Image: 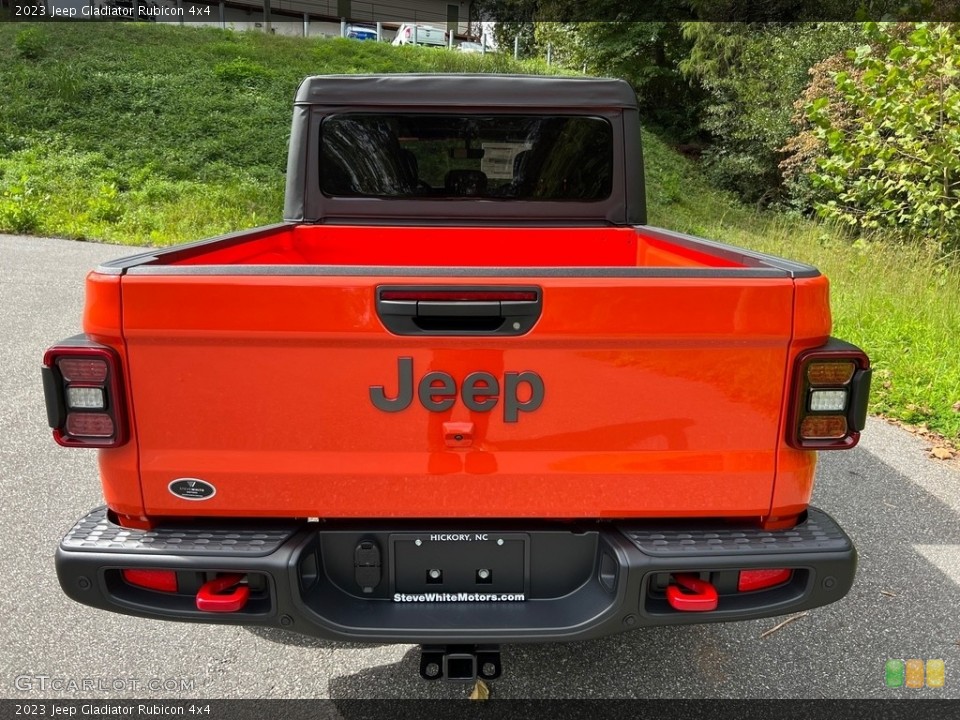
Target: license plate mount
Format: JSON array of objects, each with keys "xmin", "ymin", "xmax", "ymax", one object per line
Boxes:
[{"xmin": 390, "ymin": 532, "xmax": 529, "ymax": 594}]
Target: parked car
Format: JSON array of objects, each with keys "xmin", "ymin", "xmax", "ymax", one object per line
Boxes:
[
  {"xmin": 392, "ymin": 23, "xmax": 447, "ymax": 47},
  {"xmin": 458, "ymin": 41, "xmax": 484, "ymax": 53},
  {"xmin": 345, "ymin": 24, "xmax": 377, "ymax": 41}
]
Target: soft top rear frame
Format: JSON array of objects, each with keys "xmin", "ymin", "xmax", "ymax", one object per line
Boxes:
[{"xmin": 284, "ymin": 74, "xmax": 647, "ymax": 226}]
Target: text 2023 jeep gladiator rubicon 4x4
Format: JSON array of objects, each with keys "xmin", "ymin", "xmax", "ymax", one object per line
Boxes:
[{"xmin": 45, "ymin": 75, "xmax": 870, "ymax": 683}]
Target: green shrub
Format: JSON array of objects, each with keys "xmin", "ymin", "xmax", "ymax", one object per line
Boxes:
[
  {"xmin": 14, "ymin": 28, "xmax": 45, "ymax": 60},
  {"xmin": 808, "ymin": 23, "xmax": 960, "ymax": 249},
  {"xmin": 0, "ymin": 177, "xmax": 44, "ymax": 234}
]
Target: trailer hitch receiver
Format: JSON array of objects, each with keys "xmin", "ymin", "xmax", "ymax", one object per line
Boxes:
[{"xmin": 419, "ymin": 645, "xmax": 501, "ymax": 682}]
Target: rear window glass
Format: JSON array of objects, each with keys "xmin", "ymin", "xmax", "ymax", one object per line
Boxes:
[{"xmin": 319, "ymin": 113, "xmax": 613, "ymax": 201}]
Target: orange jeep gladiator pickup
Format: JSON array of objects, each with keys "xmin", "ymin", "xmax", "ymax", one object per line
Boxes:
[{"xmin": 45, "ymin": 75, "xmax": 870, "ymax": 683}]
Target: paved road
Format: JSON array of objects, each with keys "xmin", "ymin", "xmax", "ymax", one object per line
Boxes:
[{"xmin": 1, "ymin": 233, "xmax": 957, "ymax": 700}]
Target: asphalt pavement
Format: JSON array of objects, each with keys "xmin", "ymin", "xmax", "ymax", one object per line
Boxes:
[{"xmin": 1, "ymin": 233, "xmax": 957, "ymax": 700}]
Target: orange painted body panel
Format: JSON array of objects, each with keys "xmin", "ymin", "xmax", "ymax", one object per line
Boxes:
[
  {"xmin": 81, "ymin": 273, "xmax": 143, "ymax": 517},
  {"xmin": 769, "ymin": 275, "xmax": 833, "ymax": 519},
  {"xmin": 82, "ymin": 224, "xmax": 832, "ymax": 521},
  {"xmin": 113, "ymin": 242, "xmax": 805, "ymax": 520}
]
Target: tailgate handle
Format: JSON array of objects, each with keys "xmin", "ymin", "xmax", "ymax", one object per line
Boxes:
[{"xmin": 377, "ymin": 286, "xmax": 541, "ymax": 336}]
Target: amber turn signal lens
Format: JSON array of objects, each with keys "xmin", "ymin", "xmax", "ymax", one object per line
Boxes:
[
  {"xmin": 806, "ymin": 361, "xmax": 855, "ymax": 386},
  {"xmin": 800, "ymin": 415, "xmax": 847, "ymax": 439}
]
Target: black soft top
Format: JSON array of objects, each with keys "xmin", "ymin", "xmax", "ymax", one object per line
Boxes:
[
  {"xmin": 294, "ymin": 74, "xmax": 639, "ymax": 109},
  {"xmin": 285, "ymin": 74, "xmax": 646, "ymax": 225}
]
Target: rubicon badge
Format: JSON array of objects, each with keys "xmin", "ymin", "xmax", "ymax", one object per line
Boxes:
[{"xmin": 168, "ymin": 478, "xmax": 216, "ymax": 501}]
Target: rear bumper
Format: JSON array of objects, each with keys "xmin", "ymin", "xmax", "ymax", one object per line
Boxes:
[{"xmin": 56, "ymin": 507, "xmax": 856, "ymax": 644}]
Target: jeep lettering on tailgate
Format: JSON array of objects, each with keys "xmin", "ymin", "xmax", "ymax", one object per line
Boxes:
[{"xmin": 369, "ymin": 357, "xmax": 544, "ymax": 422}]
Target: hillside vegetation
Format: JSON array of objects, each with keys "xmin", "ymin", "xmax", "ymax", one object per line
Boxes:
[
  {"xmin": 0, "ymin": 21, "xmax": 958, "ymax": 443},
  {"xmin": 0, "ymin": 21, "xmax": 557, "ymax": 244}
]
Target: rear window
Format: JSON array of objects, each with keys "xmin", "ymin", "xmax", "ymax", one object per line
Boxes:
[{"xmin": 319, "ymin": 113, "xmax": 613, "ymax": 201}]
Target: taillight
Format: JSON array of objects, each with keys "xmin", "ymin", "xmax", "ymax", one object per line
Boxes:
[
  {"xmin": 788, "ymin": 338, "xmax": 871, "ymax": 450},
  {"xmin": 42, "ymin": 338, "xmax": 128, "ymax": 448}
]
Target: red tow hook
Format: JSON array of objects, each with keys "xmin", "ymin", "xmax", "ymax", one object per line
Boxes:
[
  {"xmin": 666, "ymin": 573, "xmax": 718, "ymax": 612},
  {"xmin": 196, "ymin": 573, "xmax": 249, "ymax": 613}
]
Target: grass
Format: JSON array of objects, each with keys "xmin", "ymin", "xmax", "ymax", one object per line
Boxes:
[
  {"xmin": 1, "ymin": 20, "xmax": 958, "ymax": 442},
  {"xmin": 0, "ymin": 21, "xmax": 558, "ymax": 245}
]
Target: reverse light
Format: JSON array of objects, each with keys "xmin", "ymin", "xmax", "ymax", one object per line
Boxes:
[
  {"xmin": 42, "ymin": 339, "xmax": 128, "ymax": 448},
  {"xmin": 788, "ymin": 339, "xmax": 871, "ymax": 450},
  {"xmin": 808, "ymin": 389, "xmax": 848, "ymax": 413},
  {"xmin": 66, "ymin": 386, "xmax": 105, "ymax": 409}
]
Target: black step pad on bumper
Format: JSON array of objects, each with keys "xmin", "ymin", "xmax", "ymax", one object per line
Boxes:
[
  {"xmin": 56, "ymin": 507, "xmax": 856, "ymax": 644},
  {"xmin": 61, "ymin": 506, "xmax": 300, "ymax": 556},
  {"xmin": 621, "ymin": 508, "xmax": 850, "ymax": 556}
]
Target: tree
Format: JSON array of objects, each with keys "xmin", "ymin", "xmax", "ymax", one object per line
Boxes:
[
  {"xmin": 680, "ymin": 22, "xmax": 862, "ymax": 204},
  {"xmin": 532, "ymin": 22, "xmax": 705, "ymax": 138}
]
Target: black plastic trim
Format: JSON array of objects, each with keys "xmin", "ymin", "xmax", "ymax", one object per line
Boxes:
[
  {"xmin": 95, "ymin": 223, "xmax": 293, "ymax": 275},
  {"xmin": 121, "ymin": 264, "xmax": 792, "ymax": 279},
  {"xmin": 41, "ymin": 365, "xmax": 65, "ymax": 429},
  {"xmin": 640, "ymin": 226, "xmax": 821, "ymax": 278},
  {"xmin": 375, "ymin": 285, "xmax": 542, "ymax": 336},
  {"xmin": 61, "ymin": 507, "xmax": 300, "ymax": 557},
  {"xmin": 849, "ymin": 368, "xmax": 872, "ymax": 432},
  {"xmin": 56, "ymin": 507, "xmax": 857, "ymax": 644}
]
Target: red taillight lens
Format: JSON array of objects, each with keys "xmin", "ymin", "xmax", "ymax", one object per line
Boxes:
[
  {"xmin": 788, "ymin": 339, "xmax": 871, "ymax": 450},
  {"xmin": 42, "ymin": 341, "xmax": 128, "ymax": 448},
  {"xmin": 65, "ymin": 413, "xmax": 115, "ymax": 437},
  {"xmin": 58, "ymin": 357, "xmax": 108, "ymax": 383},
  {"xmin": 122, "ymin": 569, "xmax": 178, "ymax": 593},
  {"xmin": 738, "ymin": 568, "xmax": 792, "ymax": 592}
]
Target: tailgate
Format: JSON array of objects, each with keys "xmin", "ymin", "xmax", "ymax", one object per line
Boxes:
[{"xmin": 120, "ymin": 274, "xmax": 795, "ymax": 518}]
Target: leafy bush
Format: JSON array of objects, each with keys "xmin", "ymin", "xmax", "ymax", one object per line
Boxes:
[
  {"xmin": 807, "ymin": 23, "xmax": 960, "ymax": 249},
  {"xmin": 0, "ymin": 177, "xmax": 45, "ymax": 234},
  {"xmin": 14, "ymin": 28, "xmax": 45, "ymax": 60}
]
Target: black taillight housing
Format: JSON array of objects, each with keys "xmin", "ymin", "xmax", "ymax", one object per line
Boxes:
[
  {"xmin": 788, "ymin": 338, "xmax": 871, "ymax": 450},
  {"xmin": 42, "ymin": 336, "xmax": 128, "ymax": 448}
]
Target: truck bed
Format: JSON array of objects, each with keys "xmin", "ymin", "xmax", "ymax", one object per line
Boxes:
[
  {"xmin": 123, "ymin": 224, "xmax": 791, "ymax": 270},
  {"xmin": 87, "ymin": 223, "xmax": 828, "ymax": 522}
]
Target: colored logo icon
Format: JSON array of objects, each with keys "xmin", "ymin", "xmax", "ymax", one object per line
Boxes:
[
  {"xmin": 885, "ymin": 659, "xmax": 905, "ymax": 688},
  {"xmin": 905, "ymin": 659, "xmax": 925, "ymax": 688},
  {"xmin": 886, "ymin": 658, "xmax": 945, "ymax": 689},
  {"xmin": 927, "ymin": 659, "xmax": 945, "ymax": 688}
]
